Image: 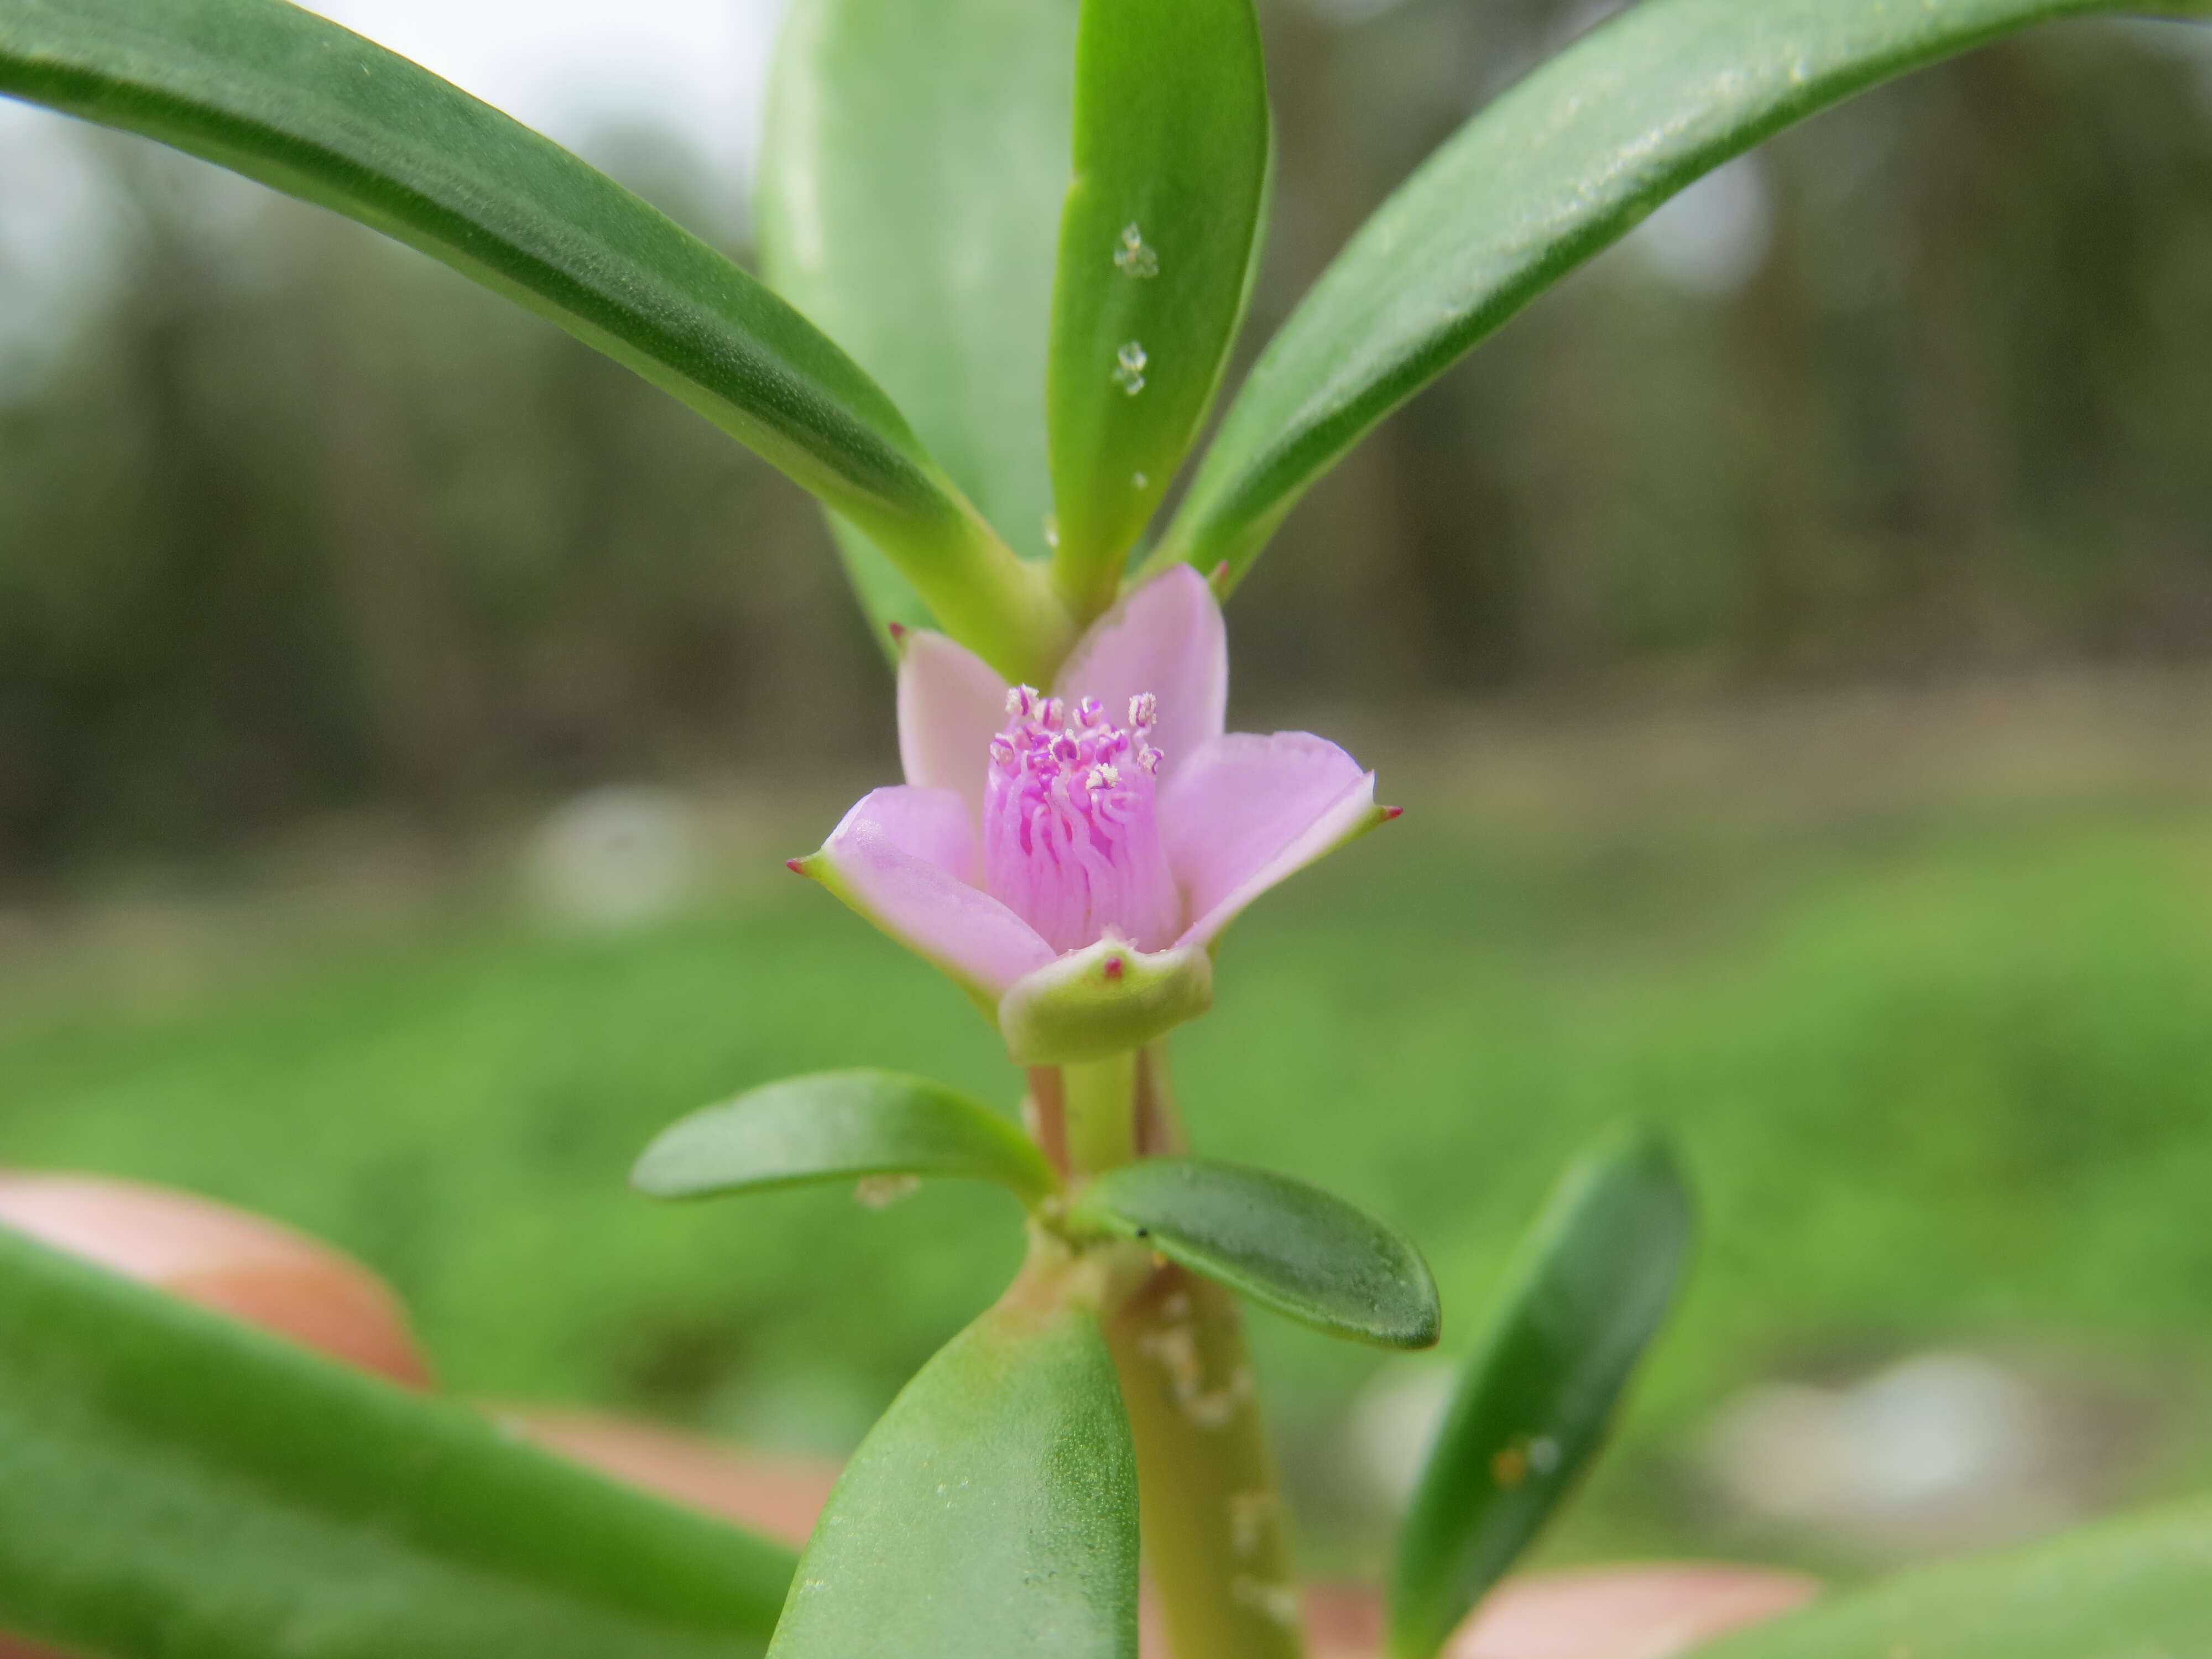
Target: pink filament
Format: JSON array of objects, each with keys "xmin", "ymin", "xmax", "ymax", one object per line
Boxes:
[{"xmin": 982, "ymin": 688, "xmax": 1181, "ymax": 954}]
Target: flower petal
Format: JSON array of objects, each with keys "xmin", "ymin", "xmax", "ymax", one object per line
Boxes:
[
  {"xmin": 798, "ymin": 786, "xmax": 1055, "ymax": 1002},
  {"xmin": 1161, "ymin": 732, "xmax": 1394, "ymax": 950},
  {"xmin": 896, "ymin": 630, "xmax": 1008, "ymax": 825},
  {"xmin": 1055, "ymin": 565, "xmax": 1226, "ymax": 782}
]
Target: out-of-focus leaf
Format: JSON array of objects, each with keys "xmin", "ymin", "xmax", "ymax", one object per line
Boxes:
[
  {"xmin": 1045, "ymin": 0, "xmax": 1270, "ymax": 614},
  {"xmin": 1150, "ymin": 0, "xmax": 2212, "ymax": 591},
  {"xmin": 633, "ymin": 1068, "xmax": 1056, "ymax": 1206},
  {"xmin": 1070, "ymin": 1157, "xmax": 1438, "ymax": 1349},
  {"xmin": 1389, "ymin": 1125, "xmax": 1692, "ymax": 1659},
  {"xmin": 767, "ymin": 1296, "xmax": 1137, "ymax": 1659},
  {"xmin": 1690, "ymin": 1497, "xmax": 2212, "ymax": 1658},
  {"xmin": 0, "ymin": 1224, "xmax": 794, "ymax": 1659},
  {"xmin": 0, "ymin": 0, "xmax": 1071, "ymax": 682},
  {"xmin": 757, "ymin": 0, "xmax": 1079, "ymax": 648}
]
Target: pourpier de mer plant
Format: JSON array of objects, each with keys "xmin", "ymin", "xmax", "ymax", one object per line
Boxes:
[{"xmin": 2, "ymin": 1, "xmax": 2210, "ymax": 1657}]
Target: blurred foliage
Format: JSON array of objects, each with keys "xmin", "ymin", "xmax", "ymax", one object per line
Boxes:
[{"xmin": 3, "ymin": 7, "xmax": 2212, "ymax": 874}]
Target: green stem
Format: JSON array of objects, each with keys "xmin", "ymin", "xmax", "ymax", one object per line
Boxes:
[
  {"xmin": 1102, "ymin": 1046, "xmax": 1305, "ymax": 1659},
  {"xmin": 1105, "ymin": 1270, "xmax": 1304, "ymax": 1659},
  {"xmin": 1062, "ymin": 1051, "xmax": 1139, "ymax": 1177}
]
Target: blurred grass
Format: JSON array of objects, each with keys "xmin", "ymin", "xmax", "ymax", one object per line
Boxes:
[{"xmin": 4, "ymin": 781, "xmax": 2212, "ymax": 1574}]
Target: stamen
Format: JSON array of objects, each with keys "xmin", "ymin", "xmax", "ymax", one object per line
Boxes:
[{"xmin": 982, "ymin": 686, "xmax": 1180, "ymax": 953}]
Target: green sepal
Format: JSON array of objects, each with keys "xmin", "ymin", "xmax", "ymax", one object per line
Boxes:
[
  {"xmin": 1069, "ymin": 1156, "xmax": 1439, "ymax": 1350},
  {"xmin": 767, "ymin": 1294, "xmax": 1138, "ymax": 1659},
  {"xmin": 998, "ymin": 937, "xmax": 1214, "ymax": 1065},
  {"xmin": 0, "ymin": 1223, "xmax": 794, "ymax": 1659},
  {"xmin": 633, "ymin": 1069, "xmax": 1057, "ymax": 1207},
  {"xmin": 1389, "ymin": 1124, "xmax": 1692, "ymax": 1659}
]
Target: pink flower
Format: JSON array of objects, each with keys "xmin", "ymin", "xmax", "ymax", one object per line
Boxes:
[{"xmin": 790, "ymin": 567, "xmax": 1395, "ymax": 1062}]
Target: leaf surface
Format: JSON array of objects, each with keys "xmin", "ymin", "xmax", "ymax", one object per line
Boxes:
[
  {"xmin": 1691, "ymin": 1497, "xmax": 2212, "ymax": 1658},
  {"xmin": 755, "ymin": 0, "xmax": 1079, "ymax": 641},
  {"xmin": 768, "ymin": 1297, "xmax": 1138, "ymax": 1659},
  {"xmin": 0, "ymin": 1224, "xmax": 794, "ymax": 1659},
  {"xmin": 1071, "ymin": 1157, "xmax": 1438, "ymax": 1349},
  {"xmin": 1045, "ymin": 0, "xmax": 1270, "ymax": 613},
  {"xmin": 634, "ymin": 1069, "xmax": 1056, "ymax": 1205},
  {"xmin": 1153, "ymin": 0, "xmax": 2212, "ymax": 589},
  {"xmin": 0, "ymin": 0, "xmax": 1069, "ymax": 680},
  {"xmin": 1389, "ymin": 1125, "xmax": 1692, "ymax": 1659}
]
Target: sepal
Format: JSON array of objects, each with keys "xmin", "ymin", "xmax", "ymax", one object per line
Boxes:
[{"xmin": 997, "ymin": 937, "xmax": 1214, "ymax": 1065}]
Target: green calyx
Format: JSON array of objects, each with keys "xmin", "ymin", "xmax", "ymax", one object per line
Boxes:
[{"xmin": 998, "ymin": 938, "xmax": 1214, "ymax": 1066}]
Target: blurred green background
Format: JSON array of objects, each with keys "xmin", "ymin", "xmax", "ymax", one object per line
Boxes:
[{"xmin": 5, "ymin": 0, "xmax": 2212, "ymax": 1588}]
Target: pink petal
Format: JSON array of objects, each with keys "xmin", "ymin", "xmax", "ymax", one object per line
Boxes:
[
  {"xmin": 1161, "ymin": 732, "xmax": 1386, "ymax": 950},
  {"xmin": 806, "ymin": 786, "xmax": 1055, "ymax": 1000},
  {"xmin": 1055, "ymin": 565, "xmax": 1226, "ymax": 783},
  {"xmin": 896, "ymin": 631, "xmax": 1009, "ymax": 825}
]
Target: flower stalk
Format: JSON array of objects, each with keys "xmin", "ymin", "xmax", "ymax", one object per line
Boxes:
[{"xmin": 1063, "ymin": 1051, "xmax": 1141, "ymax": 1178}]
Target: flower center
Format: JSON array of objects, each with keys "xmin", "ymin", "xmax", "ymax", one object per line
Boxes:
[{"xmin": 983, "ymin": 687, "xmax": 1181, "ymax": 954}]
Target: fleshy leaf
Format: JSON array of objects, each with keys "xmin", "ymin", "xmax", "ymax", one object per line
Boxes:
[
  {"xmin": 1070, "ymin": 1157, "xmax": 1438, "ymax": 1349},
  {"xmin": 1691, "ymin": 1496, "xmax": 2212, "ymax": 1658},
  {"xmin": 768, "ymin": 1297, "xmax": 1138, "ymax": 1659},
  {"xmin": 1389, "ymin": 1124, "xmax": 1693, "ymax": 1659},
  {"xmin": 0, "ymin": 0, "xmax": 1069, "ymax": 682},
  {"xmin": 998, "ymin": 937, "xmax": 1215, "ymax": 1066},
  {"xmin": 757, "ymin": 0, "xmax": 1078, "ymax": 645},
  {"xmin": 633, "ymin": 1069, "xmax": 1056, "ymax": 1206},
  {"xmin": 1150, "ymin": 0, "xmax": 2212, "ymax": 591},
  {"xmin": 0, "ymin": 1223, "xmax": 794, "ymax": 1659},
  {"xmin": 1045, "ymin": 0, "xmax": 1271, "ymax": 615}
]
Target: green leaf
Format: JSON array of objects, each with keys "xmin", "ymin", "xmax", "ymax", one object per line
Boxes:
[
  {"xmin": 0, "ymin": 0, "xmax": 1072, "ymax": 683},
  {"xmin": 1045, "ymin": 0, "xmax": 1271, "ymax": 615},
  {"xmin": 756, "ymin": 0, "xmax": 1079, "ymax": 641},
  {"xmin": 768, "ymin": 1296, "xmax": 1138, "ymax": 1659},
  {"xmin": 1388, "ymin": 1124, "xmax": 1692, "ymax": 1659},
  {"xmin": 1070, "ymin": 1157, "xmax": 1439, "ymax": 1349},
  {"xmin": 0, "ymin": 1223, "xmax": 794, "ymax": 1659},
  {"xmin": 633, "ymin": 1068, "xmax": 1057, "ymax": 1206},
  {"xmin": 1690, "ymin": 1496, "xmax": 2212, "ymax": 1658},
  {"xmin": 1150, "ymin": 0, "xmax": 2212, "ymax": 591}
]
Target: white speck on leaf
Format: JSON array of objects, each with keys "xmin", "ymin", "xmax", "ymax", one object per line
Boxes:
[
  {"xmin": 1113, "ymin": 340, "xmax": 1148, "ymax": 395},
  {"xmin": 1114, "ymin": 222, "xmax": 1159, "ymax": 278},
  {"xmin": 855, "ymin": 1173, "xmax": 920, "ymax": 1208}
]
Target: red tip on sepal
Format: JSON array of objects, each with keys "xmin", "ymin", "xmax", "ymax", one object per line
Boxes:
[
  {"xmin": 887, "ymin": 621, "xmax": 907, "ymax": 644},
  {"xmin": 1103, "ymin": 956, "xmax": 1125, "ymax": 981},
  {"xmin": 1382, "ymin": 805, "xmax": 1404, "ymax": 821},
  {"xmin": 785, "ymin": 857, "xmax": 808, "ymax": 875}
]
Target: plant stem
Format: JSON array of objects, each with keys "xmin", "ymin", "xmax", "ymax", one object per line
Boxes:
[
  {"xmin": 1102, "ymin": 1046, "xmax": 1305, "ymax": 1659},
  {"xmin": 1105, "ymin": 1270, "xmax": 1304, "ymax": 1659},
  {"xmin": 1062, "ymin": 1051, "xmax": 1139, "ymax": 1177}
]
